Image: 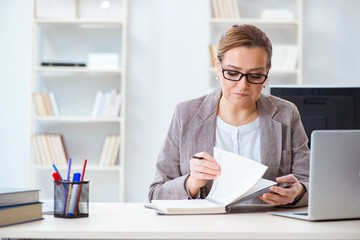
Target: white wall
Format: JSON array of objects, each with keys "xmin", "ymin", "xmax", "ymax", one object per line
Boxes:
[
  {"xmin": 0, "ymin": 0, "xmax": 359, "ymax": 202},
  {"xmin": 0, "ymin": 1, "xmax": 32, "ymax": 187},
  {"xmin": 125, "ymin": 0, "xmax": 207, "ymax": 202},
  {"xmin": 302, "ymin": 0, "xmax": 360, "ymax": 85}
]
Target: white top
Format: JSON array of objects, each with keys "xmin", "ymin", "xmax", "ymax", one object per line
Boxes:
[{"xmin": 215, "ymin": 116, "xmax": 261, "ymax": 163}]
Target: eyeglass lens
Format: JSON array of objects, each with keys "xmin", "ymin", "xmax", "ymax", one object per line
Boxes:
[{"xmin": 223, "ymin": 71, "xmax": 266, "ymax": 84}]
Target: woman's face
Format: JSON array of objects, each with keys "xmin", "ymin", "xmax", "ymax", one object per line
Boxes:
[{"xmin": 216, "ymin": 46, "xmax": 269, "ymax": 111}]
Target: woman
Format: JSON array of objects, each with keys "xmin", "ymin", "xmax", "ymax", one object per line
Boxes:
[{"xmin": 149, "ymin": 24, "xmax": 309, "ymax": 207}]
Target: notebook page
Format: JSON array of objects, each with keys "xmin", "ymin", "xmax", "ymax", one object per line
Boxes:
[{"xmin": 207, "ymin": 147, "xmax": 268, "ymax": 205}]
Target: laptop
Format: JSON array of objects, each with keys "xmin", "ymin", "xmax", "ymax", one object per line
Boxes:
[{"xmin": 269, "ymin": 130, "xmax": 360, "ymax": 221}]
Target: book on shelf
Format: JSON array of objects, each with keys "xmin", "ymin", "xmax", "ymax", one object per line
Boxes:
[
  {"xmin": 149, "ymin": 148, "xmax": 279, "ymax": 215},
  {"xmin": 38, "ymin": 134, "xmax": 50, "ymax": 165},
  {"xmin": 87, "ymin": 53, "xmax": 119, "ymax": 69},
  {"xmin": 42, "ymin": 93, "xmax": 54, "ymax": 116},
  {"xmin": 33, "ymin": 92, "xmax": 60, "ymax": 117},
  {"xmin": 92, "ymin": 89, "xmax": 122, "ymax": 118},
  {"xmin": 48, "ymin": 91, "xmax": 60, "ymax": 116},
  {"xmin": 33, "ymin": 93, "xmax": 47, "ymax": 116},
  {"xmin": 211, "ymin": 0, "xmax": 240, "ymax": 19},
  {"xmin": 41, "ymin": 62, "xmax": 86, "ymax": 67},
  {"xmin": 209, "ymin": 44, "xmax": 218, "ymax": 67},
  {"xmin": 271, "ymin": 44, "xmax": 298, "ymax": 72},
  {"xmin": 0, "ymin": 188, "xmax": 43, "ymax": 227},
  {"xmin": 99, "ymin": 135, "xmax": 121, "ymax": 166},
  {"xmin": 32, "ymin": 134, "xmax": 68, "ymax": 166},
  {"xmin": 108, "ymin": 135, "xmax": 121, "ymax": 166}
]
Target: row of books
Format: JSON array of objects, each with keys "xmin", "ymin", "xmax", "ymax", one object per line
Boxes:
[
  {"xmin": 32, "ymin": 134, "xmax": 68, "ymax": 166},
  {"xmin": 209, "ymin": 44, "xmax": 218, "ymax": 67},
  {"xmin": 211, "ymin": 0, "xmax": 240, "ymax": 19},
  {"xmin": 33, "ymin": 92, "xmax": 60, "ymax": 116},
  {"xmin": 33, "ymin": 89, "xmax": 122, "ymax": 118},
  {"xmin": 208, "ymin": 44, "xmax": 298, "ymax": 71},
  {"xmin": 92, "ymin": 89, "xmax": 122, "ymax": 118},
  {"xmin": 0, "ymin": 188, "xmax": 43, "ymax": 227},
  {"xmin": 99, "ymin": 135, "xmax": 121, "ymax": 166},
  {"xmin": 32, "ymin": 134, "xmax": 120, "ymax": 166},
  {"xmin": 271, "ymin": 45, "xmax": 298, "ymax": 71}
]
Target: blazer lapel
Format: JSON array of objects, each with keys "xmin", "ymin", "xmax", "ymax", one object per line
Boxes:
[
  {"xmin": 187, "ymin": 89, "xmax": 221, "ymax": 195},
  {"xmin": 257, "ymin": 94, "xmax": 282, "ymax": 180},
  {"xmin": 189, "ymin": 88, "xmax": 221, "ymax": 156}
]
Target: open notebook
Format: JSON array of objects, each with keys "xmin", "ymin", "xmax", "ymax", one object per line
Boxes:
[{"xmin": 150, "ymin": 148, "xmax": 278, "ymax": 215}]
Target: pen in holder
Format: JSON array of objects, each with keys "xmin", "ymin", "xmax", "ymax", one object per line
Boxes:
[{"xmin": 54, "ymin": 180, "xmax": 89, "ymax": 218}]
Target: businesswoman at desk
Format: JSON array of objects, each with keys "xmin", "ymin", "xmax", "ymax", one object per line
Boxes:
[{"xmin": 149, "ymin": 24, "xmax": 309, "ymax": 207}]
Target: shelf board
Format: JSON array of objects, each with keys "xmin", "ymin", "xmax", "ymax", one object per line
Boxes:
[
  {"xmin": 208, "ymin": 18, "xmax": 298, "ymax": 25},
  {"xmin": 34, "ymin": 18, "xmax": 123, "ymax": 25},
  {"xmin": 32, "ymin": 116, "xmax": 121, "ymax": 123},
  {"xmin": 34, "ymin": 164, "xmax": 122, "ymax": 171},
  {"xmin": 269, "ymin": 69, "xmax": 299, "ymax": 75},
  {"xmin": 35, "ymin": 66, "xmax": 122, "ymax": 74}
]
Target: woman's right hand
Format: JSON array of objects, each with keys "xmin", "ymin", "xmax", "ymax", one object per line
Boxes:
[{"xmin": 186, "ymin": 152, "xmax": 221, "ymax": 197}]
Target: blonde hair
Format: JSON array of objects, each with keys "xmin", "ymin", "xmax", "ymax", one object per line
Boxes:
[{"xmin": 217, "ymin": 24, "xmax": 272, "ymax": 69}]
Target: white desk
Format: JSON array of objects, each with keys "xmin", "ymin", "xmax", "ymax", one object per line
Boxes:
[{"xmin": 0, "ymin": 203, "xmax": 359, "ymax": 239}]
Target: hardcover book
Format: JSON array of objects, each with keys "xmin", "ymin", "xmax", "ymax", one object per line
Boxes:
[
  {"xmin": 0, "ymin": 188, "xmax": 40, "ymax": 207},
  {"xmin": 0, "ymin": 202, "xmax": 43, "ymax": 227}
]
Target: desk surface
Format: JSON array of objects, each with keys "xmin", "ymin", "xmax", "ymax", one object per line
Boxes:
[{"xmin": 0, "ymin": 203, "xmax": 359, "ymax": 239}]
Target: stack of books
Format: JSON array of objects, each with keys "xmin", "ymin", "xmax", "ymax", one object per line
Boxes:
[
  {"xmin": 271, "ymin": 44, "xmax": 298, "ymax": 71},
  {"xmin": 0, "ymin": 188, "xmax": 43, "ymax": 227},
  {"xmin": 211, "ymin": 0, "xmax": 240, "ymax": 19},
  {"xmin": 33, "ymin": 91, "xmax": 60, "ymax": 117},
  {"xmin": 92, "ymin": 89, "xmax": 122, "ymax": 118},
  {"xmin": 32, "ymin": 134, "xmax": 68, "ymax": 166},
  {"xmin": 99, "ymin": 134, "xmax": 121, "ymax": 166}
]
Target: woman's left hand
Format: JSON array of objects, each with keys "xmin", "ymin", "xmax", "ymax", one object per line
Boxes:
[{"xmin": 259, "ymin": 174, "xmax": 304, "ymax": 206}]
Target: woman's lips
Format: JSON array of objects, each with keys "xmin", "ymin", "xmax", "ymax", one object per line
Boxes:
[{"xmin": 234, "ymin": 92, "xmax": 249, "ymax": 97}]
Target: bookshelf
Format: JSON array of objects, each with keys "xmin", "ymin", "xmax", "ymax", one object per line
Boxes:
[
  {"xmin": 31, "ymin": 0, "xmax": 127, "ymax": 202},
  {"xmin": 206, "ymin": 0, "xmax": 303, "ymax": 93}
]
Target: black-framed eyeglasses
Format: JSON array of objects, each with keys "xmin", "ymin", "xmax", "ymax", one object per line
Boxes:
[{"xmin": 219, "ymin": 59, "xmax": 269, "ymax": 84}]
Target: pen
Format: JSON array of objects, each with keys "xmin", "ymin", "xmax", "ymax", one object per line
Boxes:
[
  {"xmin": 65, "ymin": 175, "xmax": 73, "ymax": 215},
  {"xmin": 63, "ymin": 158, "xmax": 72, "ymax": 214},
  {"xmin": 52, "ymin": 163, "xmax": 63, "ymax": 181},
  {"xmin": 52, "ymin": 171, "xmax": 65, "ymax": 214},
  {"xmin": 190, "ymin": 155, "xmax": 204, "ymax": 160},
  {"xmin": 52, "ymin": 171, "xmax": 62, "ymax": 185},
  {"xmin": 74, "ymin": 159, "xmax": 87, "ymax": 215},
  {"xmin": 80, "ymin": 159, "xmax": 87, "ymax": 182},
  {"xmin": 66, "ymin": 158, "xmax": 72, "ymax": 182},
  {"xmin": 67, "ymin": 173, "xmax": 81, "ymax": 216}
]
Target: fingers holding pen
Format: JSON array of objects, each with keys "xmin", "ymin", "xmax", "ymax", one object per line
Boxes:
[
  {"xmin": 189, "ymin": 152, "xmax": 221, "ymax": 179},
  {"xmin": 187, "ymin": 152, "xmax": 221, "ymax": 197}
]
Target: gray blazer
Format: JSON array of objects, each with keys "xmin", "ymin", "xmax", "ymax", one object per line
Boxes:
[{"xmin": 149, "ymin": 88, "xmax": 310, "ymax": 207}]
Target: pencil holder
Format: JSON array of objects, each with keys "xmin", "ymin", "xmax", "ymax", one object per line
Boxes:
[{"xmin": 54, "ymin": 180, "xmax": 89, "ymax": 218}]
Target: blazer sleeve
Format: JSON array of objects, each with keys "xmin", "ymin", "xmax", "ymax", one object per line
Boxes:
[
  {"xmin": 148, "ymin": 104, "xmax": 190, "ymax": 201},
  {"xmin": 288, "ymin": 104, "xmax": 310, "ymax": 207}
]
